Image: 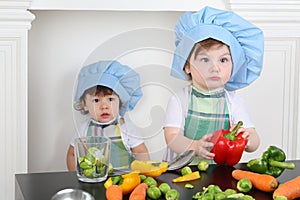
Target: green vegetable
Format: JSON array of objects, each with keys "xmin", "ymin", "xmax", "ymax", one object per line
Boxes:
[
  {"xmin": 147, "ymin": 186, "xmax": 162, "ymax": 199},
  {"xmin": 197, "ymin": 159, "xmax": 209, "ymax": 171},
  {"xmin": 247, "ymin": 146, "xmax": 295, "ymax": 177},
  {"xmin": 227, "ymin": 193, "xmax": 246, "ymax": 198},
  {"xmin": 159, "ymin": 183, "xmax": 171, "ymax": 194},
  {"xmin": 224, "ymin": 188, "xmax": 237, "ymax": 196},
  {"xmin": 237, "ymin": 178, "xmax": 252, "ymax": 193},
  {"xmin": 108, "ymin": 163, "xmax": 113, "ymax": 174},
  {"xmin": 202, "ymin": 193, "xmax": 215, "ymax": 200},
  {"xmin": 77, "ymin": 147, "xmax": 107, "ymax": 178},
  {"xmin": 83, "ymin": 166, "xmax": 96, "ymax": 177},
  {"xmin": 111, "ymin": 175, "xmax": 122, "ymax": 185},
  {"xmin": 202, "ymin": 193, "xmax": 214, "ymax": 200},
  {"xmin": 207, "ymin": 184, "xmax": 222, "ymax": 193},
  {"xmin": 181, "ymin": 166, "xmax": 192, "ymax": 176},
  {"xmin": 143, "ymin": 176, "xmax": 157, "ymax": 187},
  {"xmin": 214, "ymin": 192, "xmax": 226, "ymax": 200},
  {"xmin": 242, "ymin": 194, "xmax": 255, "ymax": 200},
  {"xmin": 165, "ymin": 189, "xmax": 180, "ymax": 200},
  {"xmin": 139, "ymin": 174, "xmax": 147, "ymax": 182},
  {"xmin": 274, "ymin": 197, "xmax": 288, "ymax": 200},
  {"xmin": 192, "ymin": 184, "xmax": 255, "ymax": 200},
  {"xmin": 185, "ymin": 183, "xmax": 194, "ymax": 189}
]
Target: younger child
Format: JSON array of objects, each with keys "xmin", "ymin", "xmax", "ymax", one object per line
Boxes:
[
  {"xmin": 66, "ymin": 60, "xmax": 150, "ymax": 171},
  {"xmin": 164, "ymin": 6, "xmax": 264, "ymax": 162}
]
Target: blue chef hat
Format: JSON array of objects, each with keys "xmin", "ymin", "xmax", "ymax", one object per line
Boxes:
[
  {"xmin": 171, "ymin": 6, "xmax": 264, "ymax": 91},
  {"xmin": 74, "ymin": 60, "xmax": 142, "ymax": 116}
]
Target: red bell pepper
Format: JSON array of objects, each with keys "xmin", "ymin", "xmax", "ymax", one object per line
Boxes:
[{"xmin": 210, "ymin": 121, "xmax": 247, "ymax": 166}]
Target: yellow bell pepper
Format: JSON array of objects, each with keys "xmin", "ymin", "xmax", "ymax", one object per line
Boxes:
[
  {"xmin": 119, "ymin": 171, "xmax": 141, "ymax": 195},
  {"xmin": 104, "ymin": 171, "xmax": 141, "ymax": 195},
  {"xmin": 130, "ymin": 160, "xmax": 168, "ymax": 177},
  {"xmin": 104, "ymin": 177, "xmax": 113, "ymax": 189},
  {"xmin": 172, "ymin": 171, "xmax": 201, "ymax": 182}
]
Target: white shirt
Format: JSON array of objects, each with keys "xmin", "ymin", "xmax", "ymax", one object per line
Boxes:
[
  {"xmin": 164, "ymin": 85, "xmax": 255, "ymax": 129},
  {"xmin": 70, "ymin": 115, "xmax": 145, "ymax": 153}
]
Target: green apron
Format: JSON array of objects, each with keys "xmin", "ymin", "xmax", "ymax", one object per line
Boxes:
[
  {"xmin": 87, "ymin": 123, "xmax": 133, "ymax": 168},
  {"xmin": 184, "ymin": 86, "xmax": 230, "ymax": 164}
]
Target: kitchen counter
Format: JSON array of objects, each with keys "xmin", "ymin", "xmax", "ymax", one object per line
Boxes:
[{"xmin": 15, "ymin": 160, "xmax": 299, "ymax": 200}]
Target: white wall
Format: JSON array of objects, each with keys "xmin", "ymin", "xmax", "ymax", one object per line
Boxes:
[
  {"xmin": 28, "ymin": 7, "xmax": 300, "ymax": 172},
  {"xmin": 28, "ymin": 10, "xmax": 185, "ymax": 172}
]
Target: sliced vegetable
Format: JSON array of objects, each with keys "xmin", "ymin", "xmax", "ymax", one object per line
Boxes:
[
  {"xmin": 130, "ymin": 160, "xmax": 168, "ymax": 177},
  {"xmin": 232, "ymin": 169, "xmax": 278, "ymax": 192},
  {"xmin": 273, "ymin": 176, "xmax": 300, "ymax": 200},
  {"xmin": 165, "ymin": 189, "xmax": 180, "ymax": 200},
  {"xmin": 106, "ymin": 185, "xmax": 123, "ymax": 200},
  {"xmin": 237, "ymin": 178, "xmax": 252, "ymax": 193},
  {"xmin": 104, "ymin": 177, "xmax": 113, "ymax": 189},
  {"xmin": 172, "ymin": 171, "xmax": 200, "ymax": 182},
  {"xmin": 129, "ymin": 182, "xmax": 148, "ymax": 200},
  {"xmin": 197, "ymin": 159, "xmax": 209, "ymax": 171},
  {"xmin": 185, "ymin": 183, "xmax": 194, "ymax": 189},
  {"xmin": 192, "ymin": 184, "xmax": 255, "ymax": 200},
  {"xmin": 112, "ymin": 175, "xmax": 122, "ymax": 185},
  {"xmin": 139, "ymin": 175, "xmax": 147, "ymax": 182},
  {"xmin": 108, "ymin": 163, "xmax": 114, "ymax": 174}
]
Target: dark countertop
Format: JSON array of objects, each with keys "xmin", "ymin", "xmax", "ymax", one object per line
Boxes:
[{"xmin": 15, "ymin": 160, "xmax": 300, "ymax": 200}]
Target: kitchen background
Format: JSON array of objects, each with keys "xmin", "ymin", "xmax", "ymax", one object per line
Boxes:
[{"xmin": 1, "ymin": 0, "xmax": 300, "ymax": 199}]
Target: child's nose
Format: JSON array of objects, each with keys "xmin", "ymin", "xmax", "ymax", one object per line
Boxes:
[
  {"xmin": 100, "ymin": 101, "xmax": 109, "ymax": 109},
  {"xmin": 211, "ymin": 62, "xmax": 220, "ymax": 72}
]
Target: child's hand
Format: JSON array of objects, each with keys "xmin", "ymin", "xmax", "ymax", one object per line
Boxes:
[
  {"xmin": 197, "ymin": 134, "xmax": 215, "ymax": 160},
  {"xmin": 230, "ymin": 124, "xmax": 251, "ymax": 151}
]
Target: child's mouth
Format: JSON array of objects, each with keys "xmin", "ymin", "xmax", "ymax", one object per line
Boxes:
[{"xmin": 101, "ymin": 113, "xmax": 110, "ymax": 118}]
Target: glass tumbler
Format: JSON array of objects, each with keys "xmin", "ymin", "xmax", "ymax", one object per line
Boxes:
[{"xmin": 75, "ymin": 136, "xmax": 111, "ymax": 183}]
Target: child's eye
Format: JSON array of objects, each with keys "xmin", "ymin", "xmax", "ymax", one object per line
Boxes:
[
  {"xmin": 200, "ymin": 57, "xmax": 209, "ymax": 63},
  {"xmin": 220, "ymin": 58, "xmax": 228, "ymax": 63},
  {"xmin": 93, "ymin": 99, "xmax": 99, "ymax": 103},
  {"xmin": 108, "ymin": 97, "xmax": 114, "ymax": 102}
]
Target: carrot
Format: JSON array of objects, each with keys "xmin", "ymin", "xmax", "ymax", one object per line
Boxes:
[
  {"xmin": 129, "ymin": 183, "xmax": 148, "ymax": 200},
  {"xmin": 232, "ymin": 169, "xmax": 278, "ymax": 192},
  {"xmin": 106, "ymin": 185, "xmax": 123, "ymax": 200},
  {"xmin": 273, "ymin": 176, "xmax": 300, "ymax": 200}
]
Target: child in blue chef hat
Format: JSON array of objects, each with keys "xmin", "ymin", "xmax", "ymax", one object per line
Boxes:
[
  {"xmin": 163, "ymin": 6, "xmax": 264, "ymax": 162},
  {"xmin": 66, "ymin": 60, "xmax": 150, "ymax": 171}
]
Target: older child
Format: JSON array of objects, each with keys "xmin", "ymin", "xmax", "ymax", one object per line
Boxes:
[
  {"xmin": 67, "ymin": 60, "xmax": 150, "ymax": 171},
  {"xmin": 164, "ymin": 6, "xmax": 264, "ymax": 162}
]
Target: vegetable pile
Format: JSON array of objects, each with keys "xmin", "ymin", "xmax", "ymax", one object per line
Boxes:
[
  {"xmin": 77, "ymin": 147, "xmax": 108, "ymax": 178},
  {"xmin": 247, "ymin": 146, "xmax": 295, "ymax": 178},
  {"xmin": 232, "ymin": 169, "xmax": 278, "ymax": 192},
  {"xmin": 192, "ymin": 184, "xmax": 255, "ymax": 200},
  {"xmin": 105, "ymin": 172, "xmax": 180, "ymax": 200}
]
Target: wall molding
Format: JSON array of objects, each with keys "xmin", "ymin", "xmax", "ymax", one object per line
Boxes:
[{"xmin": 0, "ymin": 0, "xmax": 34, "ymax": 199}]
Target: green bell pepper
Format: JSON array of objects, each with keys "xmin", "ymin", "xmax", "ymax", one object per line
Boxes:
[{"xmin": 247, "ymin": 146, "xmax": 295, "ymax": 177}]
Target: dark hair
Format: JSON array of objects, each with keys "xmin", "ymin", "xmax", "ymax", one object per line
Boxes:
[{"xmin": 74, "ymin": 86, "xmax": 121, "ymax": 115}]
